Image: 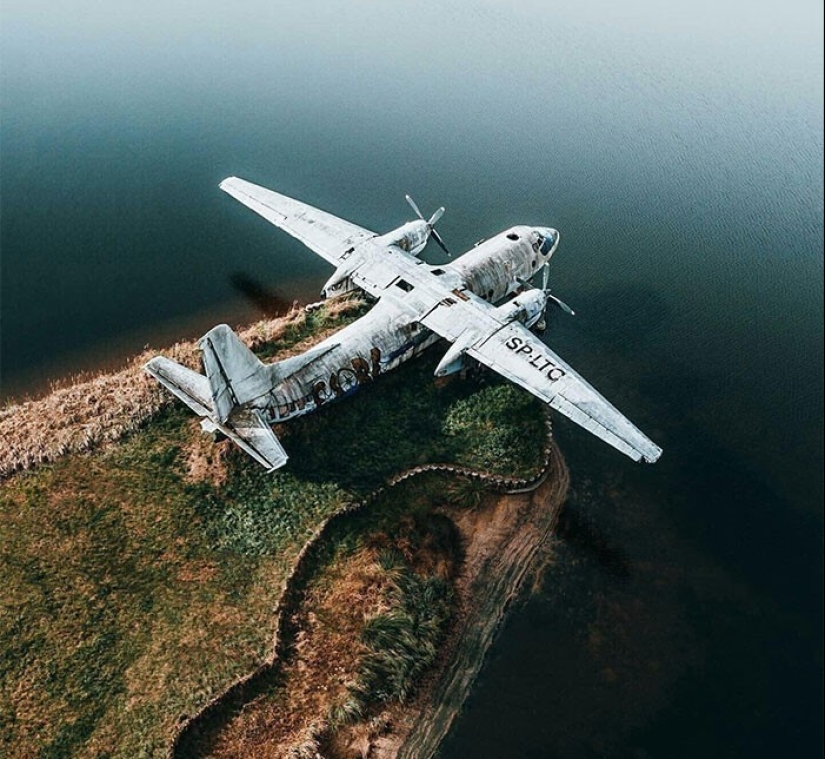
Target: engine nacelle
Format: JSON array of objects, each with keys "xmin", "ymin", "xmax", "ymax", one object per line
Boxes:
[
  {"xmin": 321, "ymin": 276, "xmax": 361, "ymax": 299},
  {"xmin": 376, "ymin": 220, "xmax": 431, "ymax": 257},
  {"xmin": 495, "ymin": 289, "xmax": 547, "ymax": 330}
]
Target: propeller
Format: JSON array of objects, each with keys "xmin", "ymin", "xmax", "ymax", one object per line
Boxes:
[
  {"xmin": 546, "ymin": 291, "xmax": 576, "ymax": 316},
  {"xmin": 519, "ymin": 273, "xmax": 576, "ymax": 317},
  {"xmin": 406, "ymin": 194, "xmax": 451, "ymax": 257}
]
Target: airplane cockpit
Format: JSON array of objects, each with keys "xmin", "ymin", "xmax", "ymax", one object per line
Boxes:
[{"xmin": 534, "ymin": 227, "xmax": 560, "ymax": 258}]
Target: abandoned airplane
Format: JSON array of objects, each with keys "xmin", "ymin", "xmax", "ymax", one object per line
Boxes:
[{"xmin": 145, "ymin": 178, "xmax": 663, "ymax": 471}]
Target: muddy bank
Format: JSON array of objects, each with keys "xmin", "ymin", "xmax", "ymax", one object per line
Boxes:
[{"xmin": 383, "ymin": 443, "xmax": 568, "ymax": 759}]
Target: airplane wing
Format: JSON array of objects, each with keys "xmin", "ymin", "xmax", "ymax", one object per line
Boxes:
[
  {"xmin": 220, "ymin": 177, "xmax": 377, "ymax": 266},
  {"xmin": 420, "ymin": 306, "xmax": 662, "ymax": 464}
]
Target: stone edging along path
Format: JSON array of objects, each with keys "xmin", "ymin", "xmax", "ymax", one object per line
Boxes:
[{"xmin": 169, "ymin": 414, "xmax": 556, "ymax": 758}]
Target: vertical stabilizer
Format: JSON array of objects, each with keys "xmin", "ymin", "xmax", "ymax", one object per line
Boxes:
[{"xmin": 198, "ymin": 325, "xmax": 271, "ymax": 423}]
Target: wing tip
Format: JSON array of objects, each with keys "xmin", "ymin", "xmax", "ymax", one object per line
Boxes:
[{"xmin": 642, "ymin": 445, "xmax": 664, "ymax": 464}]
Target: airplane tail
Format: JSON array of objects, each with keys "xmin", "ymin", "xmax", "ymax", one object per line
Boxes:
[
  {"xmin": 198, "ymin": 324, "xmax": 276, "ymax": 423},
  {"xmin": 145, "ymin": 324, "xmax": 341, "ymax": 472},
  {"xmin": 144, "ymin": 337, "xmax": 288, "ymax": 472}
]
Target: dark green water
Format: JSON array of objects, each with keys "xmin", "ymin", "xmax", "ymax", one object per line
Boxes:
[{"xmin": 2, "ymin": 1, "xmax": 822, "ymax": 756}]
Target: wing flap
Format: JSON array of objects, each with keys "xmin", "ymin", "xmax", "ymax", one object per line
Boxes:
[
  {"xmin": 545, "ymin": 393, "xmax": 655, "ymax": 463},
  {"xmin": 220, "ymin": 177, "xmax": 376, "ymax": 266}
]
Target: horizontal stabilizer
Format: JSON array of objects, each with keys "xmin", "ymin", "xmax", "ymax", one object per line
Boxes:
[
  {"xmin": 144, "ymin": 357, "xmax": 212, "ymax": 417},
  {"xmin": 144, "ymin": 356, "xmax": 287, "ymax": 471},
  {"xmin": 217, "ymin": 408, "xmax": 288, "ymax": 472}
]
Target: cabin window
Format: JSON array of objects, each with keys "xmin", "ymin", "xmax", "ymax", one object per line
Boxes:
[
  {"xmin": 432, "ymin": 268, "xmax": 445, "ymax": 275},
  {"xmin": 507, "ymin": 233, "xmax": 519, "ymax": 241},
  {"xmin": 531, "ymin": 259, "xmax": 537, "ymax": 268},
  {"xmin": 395, "ymin": 279, "xmax": 414, "ymax": 292}
]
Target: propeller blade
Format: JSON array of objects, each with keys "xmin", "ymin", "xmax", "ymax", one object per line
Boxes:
[
  {"xmin": 431, "ymin": 229, "xmax": 451, "ymax": 257},
  {"xmin": 548, "ymin": 293, "xmax": 576, "ymax": 316},
  {"xmin": 428, "ymin": 206, "xmax": 445, "ymax": 226},
  {"xmin": 405, "ymin": 194, "xmax": 424, "ymax": 220},
  {"xmin": 515, "ymin": 274, "xmax": 574, "ymax": 315}
]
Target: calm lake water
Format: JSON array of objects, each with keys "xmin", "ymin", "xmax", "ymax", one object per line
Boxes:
[{"xmin": 2, "ymin": 1, "xmax": 822, "ymax": 756}]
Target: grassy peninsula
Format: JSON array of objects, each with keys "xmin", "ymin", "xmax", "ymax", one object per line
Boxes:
[{"xmin": 0, "ymin": 297, "xmax": 550, "ymax": 758}]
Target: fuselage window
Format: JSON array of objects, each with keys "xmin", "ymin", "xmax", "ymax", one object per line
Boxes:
[{"xmin": 507, "ymin": 233, "xmax": 519, "ymax": 241}]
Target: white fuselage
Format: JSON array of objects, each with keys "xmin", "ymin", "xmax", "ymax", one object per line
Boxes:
[{"xmin": 258, "ymin": 225, "xmax": 559, "ymax": 423}]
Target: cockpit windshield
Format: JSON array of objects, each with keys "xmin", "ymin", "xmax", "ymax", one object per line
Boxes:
[{"xmin": 539, "ymin": 231, "xmax": 557, "ymax": 255}]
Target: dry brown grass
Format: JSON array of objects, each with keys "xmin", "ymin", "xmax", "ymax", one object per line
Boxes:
[
  {"xmin": 0, "ymin": 298, "xmax": 363, "ymax": 480},
  {"xmin": 1, "ymin": 293, "xmax": 552, "ymax": 758},
  {"xmin": 203, "ymin": 546, "xmax": 391, "ymax": 758}
]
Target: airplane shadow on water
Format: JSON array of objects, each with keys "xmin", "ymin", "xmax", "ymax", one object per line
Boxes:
[{"xmin": 228, "ymin": 271, "xmax": 298, "ymax": 318}]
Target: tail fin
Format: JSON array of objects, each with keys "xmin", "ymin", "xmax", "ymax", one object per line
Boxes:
[
  {"xmin": 199, "ymin": 324, "xmax": 273, "ymax": 423},
  {"xmin": 144, "ymin": 352, "xmax": 288, "ymax": 472},
  {"xmin": 145, "ymin": 324, "xmax": 342, "ymax": 473}
]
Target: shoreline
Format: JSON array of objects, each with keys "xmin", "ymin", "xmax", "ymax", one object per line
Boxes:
[
  {"xmin": 392, "ymin": 445, "xmax": 568, "ymax": 758},
  {"xmin": 0, "ymin": 299, "xmax": 361, "ymax": 481}
]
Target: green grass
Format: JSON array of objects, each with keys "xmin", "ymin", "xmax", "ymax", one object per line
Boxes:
[
  {"xmin": 0, "ymin": 302, "xmax": 546, "ymax": 758},
  {"xmin": 285, "ymin": 357, "xmax": 545, "ymax": 491},
  {"xmin": 297, "ymin": 490, "xmax": 461, "ymax": 733},
  {"xmin": 352, "ymin": 560, "xmax": 453, "ymax": 706},
  {"xmin": 253, "ymin": 300, "xmax": 370, "ymax": 361}
]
